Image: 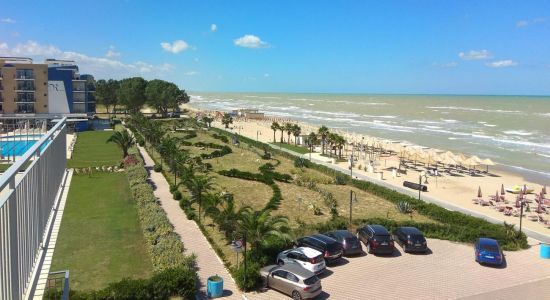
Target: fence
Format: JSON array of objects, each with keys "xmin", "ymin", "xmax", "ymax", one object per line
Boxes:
[{"xmin": 0, "ymin": 117, "xmax": 67, "ymax": 300}]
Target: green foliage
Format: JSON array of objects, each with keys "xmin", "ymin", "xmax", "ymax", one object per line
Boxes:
[
  {"xmin": 233, "ymin": 262, "xmax": 263, "ymax": 292},
  {"xmin": 106, "ymin": 130, "xmax": 136, "ymax": 158},
  {"xmin": 294, "ymin": 157, "xmax": 310, "ymax": 168},
  {"xmin": 212, "ymin": 133, "xmax": 229, "ymax": 143},
  {"xmin": 396, "ymin": 201, "xmax": 412, "ymax": 214},
  {"xmin": 118, "ymin": 77, "xmax": 147, "ymax": 113},
  {"xmin": 221, "ymin": 113, "xmax": 233, "ymax": 128},
  {"xmin": 145, "ymin": 79, "xmax": 187, "ymax": 118},
  {"xmin": 334, "ymin": 175, "xmax": 348, "ymax": 185},
  {"xmin": 153, "ymin": 164, "xmax": 162, "ymax": 172},
  {"xmin": 44, "ymin": 266, "xmax": 197, "ymax": 300},
  {"xmin": 126, "ymin": 164, "xmax": 191, "ymax": 271},
  {"xmin": 173, "ymin": 191, "xmax": 182, "ymax": 200}
]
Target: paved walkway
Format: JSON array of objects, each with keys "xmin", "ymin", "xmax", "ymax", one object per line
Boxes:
[{"xmin": 138, "ymin": 146, "xmax": 242, "ymax": 300}]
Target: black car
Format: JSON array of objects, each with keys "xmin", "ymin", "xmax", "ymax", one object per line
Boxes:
[
  {"xmin": 323, "ymin": 230, "xmax": 363, "ymax": 256},
  {"xmin": 356, "ymin": 224, "xmax": 395, "ymax": 255},
  {"xmin": 393, "ymin": 227, "xmax": 428, "ymax": 253},
  {"xmin": 295, "ymin": 234, "xmax": 343, "ymax": 263}
]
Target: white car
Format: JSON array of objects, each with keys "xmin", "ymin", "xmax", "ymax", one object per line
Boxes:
[{"xmin": 276, "ymin": 247, "xmax": 326, "ymax": 275}]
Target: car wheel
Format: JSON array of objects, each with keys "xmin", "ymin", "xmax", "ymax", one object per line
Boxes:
[
  {"xmin": 278, "ymin": 260, "xmax": 284, "ymax": 266},
  {"xmin": 292, "ymin": 290, "xmax": 302, "ymax": 300}
]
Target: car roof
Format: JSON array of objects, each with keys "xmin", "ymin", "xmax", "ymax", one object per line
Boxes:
[
  {"xmin": 327, "ymin": 230, "xmax": 354, "ymax": 238},
  {"xmin": 398, "ymin": 227, "xmax": 423, "ymax": 235},
  {"xmin": 478, "ymin": 238, "xmax": 499, "ymax": 245},
  {"xmin": 295, "ymin": 247, "xmax": 322, "ymax": 257},
  {"xmin": 368, "ymin": 225, "xmax": 390, "ymax": 235},
  {"xmin": 311, "ymin": 234, "xmax": 338, "ymax": 243},
  {"xmin": 279, "ymin": 263, "xmax": 316, "ymax": 278}
]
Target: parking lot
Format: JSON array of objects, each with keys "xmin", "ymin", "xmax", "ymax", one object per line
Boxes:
[{"xmin": 246, "ymin": 238, "xmax": 550, "ymax": 300}]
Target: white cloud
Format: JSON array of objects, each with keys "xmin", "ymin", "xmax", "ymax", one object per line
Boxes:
[
  {"xmin": 458, "ymin": 50, "xmax": 491, "ymax": 60},
  {"xmin": 105, "ymin": 45, "xmax": 120, "ymax": 58},
  {"xmin": 433, "ymin": 62, "xmax": 458, "ymax": 68},
  {"xmin": 485, "ymin": 60, "xmax": 518, "ymax": 68},
  {"xmin": 160, "ymin": 40, "xmax": 189, "ymax": 54},
  {"xmin": 517, "ymin": 17, "xmax": 547, "ymax": 27},
  {"xmin": 234, "ymin": 34, "xmax": 268, "ymax": 48},
  {"xmin": 1, "ymin": 18, "xmax": 15, "ymax": 23},
  {"xmin": 211, "ymin": 24, "xmax": 217, "ymax": 32},
  {"xmin": 184, "ymin": 71, "xmax": 199, "ymax": 76},
  {"xmin": 0, "ymin": 40, "xmax": 174, "ymax": 79}
]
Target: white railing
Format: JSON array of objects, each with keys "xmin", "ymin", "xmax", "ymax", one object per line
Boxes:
[{"xmin": 0, "ymin": 117, "xmax": 67, "ymax": 300}]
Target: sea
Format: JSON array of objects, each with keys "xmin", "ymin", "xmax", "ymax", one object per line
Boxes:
[{"xmin": 189, "ymin": 92, "xmax": 550, "ymax": 184}]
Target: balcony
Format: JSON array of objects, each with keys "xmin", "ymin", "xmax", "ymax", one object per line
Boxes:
[
  {"xmin": 16, "ymin": 82, "xmax": 35, "ymax": 91},
  {"xmin": 15, "ymin": 70, "xmax": 35, "ymax": 80},
  {"xmin": 15, "ymin": 107, "xmax": 35, "ymax": 114},
  {"xmin": 16, "ymin": 93, "xmax": 36, "ymax": 102},
  {"xmin": 73, "ymin": 93, "xmax": 86, "ymax": 102}
]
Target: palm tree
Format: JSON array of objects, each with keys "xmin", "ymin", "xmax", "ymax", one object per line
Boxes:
[
  {"xmin": 306, "ymin": 132, "xmax": 318, "ymax": 154},
  {"xmin": 106, "ymin": 130, "xmax": 135, "ymax": 158},
  {"xmin": 335, "ymin": 134, "xmax": 346, "ymax": 159},
  {"xmin": 292, "ymin": 124, "xmax": 301, "ymax": 145},
  {"xmin": 238, "ymin": 207, "xmax": 290, "ymax": 254},
  {"xmin": 205, "ymin": 193, "xmax": 241, "ymax": 239},
  {"xmin": 203, "ymin": 116, "xmax": 214, "ymax": 128},
  {"xmin": 185, "ymin": 175, "xmax": 215, "ymax": 223},
  {"xmin": 318, "ymin": 125, "xmax": 329, "ymax": 155},
  {"xmin": 221, "ymin": 113, "xmax": 233, "ymax": 128},
  {"xmin": 270, "ymin": 122, "xmax": 280, "ymax": 143},
  {"xmin": 327, "ymin": 133, "xmax": 338, "ymax": 157},
  {"xmin": 170, "ymin": 151, "xmax": 189, "ymax": 186},
  {"xmin": 284, "ymin": 123, "xmax": 293, "ymax": 144},
  {"xmin": 279, "ymin": 124, "xmax": 285, "ymax": 143}
]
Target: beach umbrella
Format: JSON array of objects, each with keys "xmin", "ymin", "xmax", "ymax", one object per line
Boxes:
[
  {"xmin": 501, "ymin": 184, "xmax": 505, "ymax": 195},
  {"xmin": 481, "ymin": 158, "xmax": 495, "ymax": 173},
  {"xmin": 538, "ymin": 192, "xmax": 544, "ymax": 213},
  {"xmin": 477, "ymin": 186, "xmax": 482, "ymax": 198},
  {"xmin": 496, "ymin": 190, "xmax": 500, "ymax": 202},
  {"xmin": 543, "ymin": 185, "xmax": 547, "ymax": 195}
]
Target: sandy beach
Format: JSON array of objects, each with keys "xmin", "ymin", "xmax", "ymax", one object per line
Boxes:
[{"xmin": 182, "ymin": 103, "xmax": 550, "ymax": 239}]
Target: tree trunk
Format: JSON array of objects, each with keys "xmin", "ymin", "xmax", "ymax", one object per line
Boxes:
[{"xmin": 273, "ymin": 131, "xmax": 276, "ymax": 143}]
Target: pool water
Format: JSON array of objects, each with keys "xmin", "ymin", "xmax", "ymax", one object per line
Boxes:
[{"xmin": 0, "ymin": 135, "xmax": 48, "ymax": 157}]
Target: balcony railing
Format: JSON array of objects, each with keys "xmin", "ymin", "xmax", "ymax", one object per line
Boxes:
[
  {"xmin": 15, "ymin": 83, "xmax": 35, "ymax": 91},
  {"xmin": 16, "ymin": 96, "xmax": 36, "ymax": 102},
  {"xmin": 15, "ymin": 70, "xmax": 34, "ymax": 80},
  {"xmin": 15, "ymin": 107, "xmax": 35, "ymax": 114}
]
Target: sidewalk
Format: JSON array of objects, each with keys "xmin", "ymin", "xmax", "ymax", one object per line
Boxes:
[{"xmin": 138, "ymin": 146, "xmax": 242, "ymax": 300}]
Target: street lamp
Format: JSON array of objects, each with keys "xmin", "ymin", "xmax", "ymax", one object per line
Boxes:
[
  {"xmin": 349, "ymin": 154, "xmax": 354, "ymax": 178},
  {"xmin": 418, "ymin": 171, "xmax": 429, "ymax": 201},
  {"xmin": 519, "ymin": 191, "xmax": 526, "ymax": 234},
  {"xmin": 349, "ymin": 190, "xmax": 358, "ymax": 225}
]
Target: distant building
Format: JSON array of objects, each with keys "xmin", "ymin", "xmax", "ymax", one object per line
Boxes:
[
  {"xmin": 231, "ymin": 108, "xmax": 265, "ymax": 119},
  {"xmin": 0, "ymin": 57, "xmax": 96, "ymax": 130}
]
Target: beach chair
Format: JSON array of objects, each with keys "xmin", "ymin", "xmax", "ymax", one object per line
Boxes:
[{"xmin": 528, "ymin": 215, "xmax": 539, "ymax": 222}]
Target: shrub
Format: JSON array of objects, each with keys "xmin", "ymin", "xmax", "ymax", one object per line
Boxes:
[
  {"xmin": 123, "ymin": 154, "xmax": 140, "ymax": 167},
  {"xmin": 169, "ymin": 184, "xmax": 178, "ymax": 193},
  {"xmin": 334, "ymin": 175, "xmax": 347, "ymax": 185},
  {"xmin": 153, "ymin": 164, "xmax": 162, "ymax": 172},
  {"xmin": 294, "ymin": 157, "xmax": 310, "ymax": 168},
  {"xmin": 396, "ymin": 201, "xmax": 412, "ymax": 214},
  {"xmin": 233, "ymin": 262, "xmax": 262, "ymax": 292},
  {"xmin": 173, "ymin": 191, "xmax": 182, "ymax": 200}
]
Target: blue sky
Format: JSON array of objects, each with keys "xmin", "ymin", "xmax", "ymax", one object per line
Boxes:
[{"xmin": 1, "ymin": 0, "xmax": 549, "ymax": 95}]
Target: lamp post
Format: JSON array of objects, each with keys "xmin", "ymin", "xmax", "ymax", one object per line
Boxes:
[
  {"xmin": 256, "ymin": 130, "xmax": 261, "ymax": 141},
  {"xmin": 349, "ymin": 154, "xmax": 354, "ymax": 178},
  {"xmin": 349, "ymin": 190, "xmax": 357, "ymax": 225},
  {"xmin": 418, "ymin": 171, "xmax": 428, "ymax": 201},
  {"xmin": 519, "ymin": 191, "xmax": 525, "ymax": 234}
]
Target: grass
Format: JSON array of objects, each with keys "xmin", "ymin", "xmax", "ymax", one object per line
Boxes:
[
  {"xmin": 50, "ymin": 172, "xmax": 153, "ymax": 291},
  {"xmin": 271, "ymin": 142, "xmax": 310, "ymax": 154},
  {"xmin": 68, "ymin": 131, "xmax": 122, "ymax": 168}
]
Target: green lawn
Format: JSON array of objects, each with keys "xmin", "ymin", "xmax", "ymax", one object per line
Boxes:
[
  {"xmin": 68, "ymin": 131, "xmax": 122, "ymax": 168},
  {"xmin": 51, "ymin": 172, "xmax": 153, "ymax": 291},
  {"xmin": 270, "ymin": 142, "xmax": 310, "ymax": 154}
]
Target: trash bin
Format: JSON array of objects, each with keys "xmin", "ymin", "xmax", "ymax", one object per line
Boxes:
[
  {"xmin": 540, "ymin": 243, "xmax": 550, "ymax": 259},
  {"xmin": 207, "ymin": 275, "xmax": 224, "ymax": 298}
]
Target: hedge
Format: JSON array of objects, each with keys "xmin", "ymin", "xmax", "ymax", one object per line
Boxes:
[
  {"xmin": 210, "ymin": 127, "xmax": 528, "ymax": 250},
  {"xmin": 43, "ymin": 266, "xmax": 197, "ymax": 300}
]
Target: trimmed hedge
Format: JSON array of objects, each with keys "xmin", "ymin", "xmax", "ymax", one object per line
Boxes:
[
  {"xmin": 43, "ymin": 266, "xmax": 197, "ymax": 300},
  {"xmin": 126, "ymin": 163, "xmax": 193, "ymax": 271}
]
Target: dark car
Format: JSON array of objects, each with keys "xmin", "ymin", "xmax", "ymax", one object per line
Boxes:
[
  {"xmin": 474, "ymin": 238, "xmax": 504, "ymax": 266},
  {"xmin": 393, "ymin": 227, "xmax": 428, "ymax": 253},
  {"xmin": 295, "ymin": 234, "xmax": 343, "ymax": 263},
  {"xmin": 356, "ymin": 224, "xmax": 395, "ymax": 255},
  {"xmin": 323, "ymin": 230, "xmax": 363, "ymax": 256}
]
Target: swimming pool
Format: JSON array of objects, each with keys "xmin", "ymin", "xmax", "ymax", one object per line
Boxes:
[{"xmin": 0, "ymin": 135, "xmax": 48, "ymax": 157}]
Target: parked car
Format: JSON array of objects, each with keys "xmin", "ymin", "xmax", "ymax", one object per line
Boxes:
[
  {"xmin": 356, "ymin": 224, "xmax": 395, "ymax": 255},
  {"xmin": 323, "ymin": 230, "xmax": 363, "ymax": 256},
  {"xmin": 474, "ymin": 238, "xmax": 504, "ymax": 266},
  {"xmin": 393, "ymin": 227, "xmax": 428, "ymax": 253},
  {"xmin": 277, "ymin": 247, "xmax": 326, "ymax": 275},
  {"xmin": 260, "ymin": 264, "xmax": 323, "ymax": 300},
  {"xmin": 295, "ymin": 234, "xmax": 343, "ymax": 263}
]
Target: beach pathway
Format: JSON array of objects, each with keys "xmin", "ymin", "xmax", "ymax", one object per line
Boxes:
[{"xmin": 138, "ymin": 146, "xmax": 242, "ymax": 300}]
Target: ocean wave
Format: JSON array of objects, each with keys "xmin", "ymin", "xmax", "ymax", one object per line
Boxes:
[
  {"xmin": 410, "ymin": 120, "xmax": 442, "ymax": 124},
  {"xmin": 502, "ymin": 130, "xmax": 534, "ymax": 136},
  {"xmin": 483, "ymin": 124, "xmax": 497, "ymax": 127},
  {"xmin": 427, "ymin": 106, "xmax": 522, "ymax": 114},
  {"xmin": 441, "ymin": 119, "xmax": 459, "ymax": 123},
  {"xmin": 537, "ymin": 113, "xmax": 550, "ymax": 118},
  {"xmin": 362, "ymin": 114, "xmax": 398, "ymax": 119}
]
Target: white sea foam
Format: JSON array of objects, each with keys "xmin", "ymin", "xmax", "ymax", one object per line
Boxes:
[
  {"xmin": 503, "ymin": 130, "xmax": 534, "ymax": 136},
  {"xmin": 441, "ymin": 119, "xmax": 459, "ymax": 123},
  {"xmin": 427, "ymin": 106, "xmax": 522, "ymax": 114},
  {"xmin": 362, "ymin": 114, "xmax": 398, "ymax": 119},
  {"xmin": 410, "ymin": 120, "xmax": 441, "ymax": 124},
  {"xmin": 483, "ymin": 124, "xmax": 497, "ymax": 127}
]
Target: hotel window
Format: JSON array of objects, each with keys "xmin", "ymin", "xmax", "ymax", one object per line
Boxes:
[
  {"xmin": 15, "ymin": 69, "xmax": 34, "ymax": 79},
  {"xmin": 16, "ymin": 103, "xmax": 34, "ymax": 113}
]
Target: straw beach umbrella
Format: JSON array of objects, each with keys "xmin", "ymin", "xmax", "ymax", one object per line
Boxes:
[
  {"xmin": 501, "ymin": 184, "xmax": 505, "ymax": 196},
  {"xmin": 477, "ymin": 186, "xmax": 483, "ymax": 198},
  {"xmin": 481, "ymin": 158, "xmax": 495, "ymax": 173}
]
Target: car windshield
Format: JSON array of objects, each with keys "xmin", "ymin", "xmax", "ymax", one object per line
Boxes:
[
  {"xmin": 410, "ymin": 234, "xmax": 425, "ymax": 243},
  {"xmin": 480, "ymin": 243, "xmax": 499, "ymax": 252},
  {"xmin": 303, "ymin": 276, "xmax": 319, "ymax": 285},
  {"xmin": 326, "ymin": 242, "xmax": 341, "ymax": 251},
  {"xmin": 345, "ymin": 237, "xmax": 358, "ymax": 244}
]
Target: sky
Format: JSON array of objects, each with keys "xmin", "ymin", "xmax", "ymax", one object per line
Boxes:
[{"xmin": 1, "ymin": 0, "xmax": 549, "ymax": 95}]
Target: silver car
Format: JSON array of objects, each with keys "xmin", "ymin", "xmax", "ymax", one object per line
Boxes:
[{"xmin": 260, "ymin": 263, "xmax": 323, "ymax": 300}]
